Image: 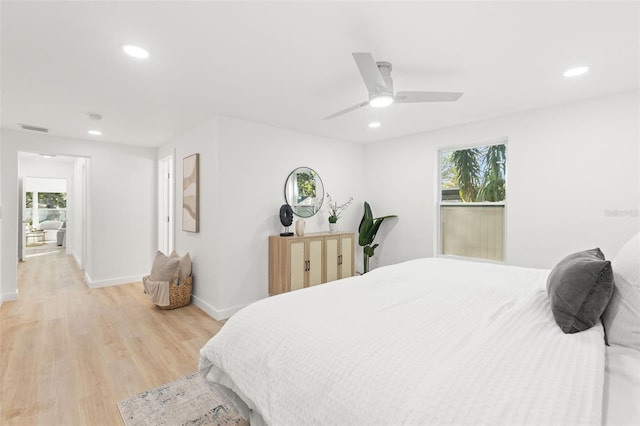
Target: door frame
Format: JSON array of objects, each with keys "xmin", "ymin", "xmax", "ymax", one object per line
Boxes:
[{"xmin": 158, "ymin": 154, "xmax": 175, "ymax": 254}]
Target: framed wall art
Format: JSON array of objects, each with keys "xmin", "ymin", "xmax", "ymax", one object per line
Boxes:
[{"xmin": 182, "ymin": 153, "xmax": 199, "ymax": 232}]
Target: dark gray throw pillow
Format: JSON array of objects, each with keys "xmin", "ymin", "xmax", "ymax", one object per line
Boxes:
[{"xmin": 546, "ymin": 248, "xmax": 614, "ymax": 334}]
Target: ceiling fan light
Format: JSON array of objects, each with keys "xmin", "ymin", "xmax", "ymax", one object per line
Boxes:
[
  {"xmin": 369, "ymin": 95, "xmax": 393, "ymax": 108},
  {"xmin": 563, "ymin": 66, "xmax": 589, "ymax": 77},
  {"xmin": 122, "ymin": 44, "xmax": 150, "ymax": 59}
]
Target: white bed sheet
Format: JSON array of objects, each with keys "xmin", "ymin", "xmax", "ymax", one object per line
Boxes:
[
  {"xmin": 603, "ymin": 344, "xmax": 640, "ymax": 425},
  {"xmin": 200, "ymin": 258, "xmax": 606, "ymax": 425}
]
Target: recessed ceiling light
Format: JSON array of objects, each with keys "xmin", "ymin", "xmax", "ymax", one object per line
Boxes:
[
  {"xmin": 88, "ymin": 130, "xmax": 102, "ymax": 136},
  {"xmin": 563, "ymin": 66, "xmax": 589, "ymax": 77},
  {"xmin": 368, "ymin": 122, "xmax": 381, "ymax": 128},
  {"xmin": 122, "ymin": 44, "xmax": 150, "ymax": 59}
]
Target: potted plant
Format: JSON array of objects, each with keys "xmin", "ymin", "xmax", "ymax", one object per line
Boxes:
[
  {"xmin": 326, "ymin": 193, "xmax": 353, "ymax": 232},
  {"xmin": 358, "ymin": 201, "xmax": 397, "ymax": 273}
]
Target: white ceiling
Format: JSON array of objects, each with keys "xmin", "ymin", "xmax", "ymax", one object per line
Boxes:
[{"xmin": 1, "ymin": 1, "xmax": 638, "ymax": 148}]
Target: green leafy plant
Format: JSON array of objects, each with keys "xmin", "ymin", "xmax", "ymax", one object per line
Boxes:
[
  {"xmin": 326, "ymin": 193, "xmax": 353, "ymax": 223},
  {"xmin": 451, "ymin": 148, "xmax": 480, "ymax": 202},
  {"xmin": 358, "ymin": 201, "xmax": 397, "ymax": 274},
  {"xmin": 477, "ymin": 144, "xmax": 506, "ymax": 202},
  {"xmin": 443, "ymin": 144, "xmax": 506, "ymax": 203}
]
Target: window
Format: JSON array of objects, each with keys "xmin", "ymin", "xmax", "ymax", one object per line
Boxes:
[
  {"xmin": 439, "ymin": 140, "xmax": 506, "ymax": 261},
  {"xmin": 25, "ymin": 191, "xmax": 67, "ymax": 226}
]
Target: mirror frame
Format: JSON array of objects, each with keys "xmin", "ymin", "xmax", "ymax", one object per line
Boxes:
[{"xmin": 283, "ymin": 167, "xmax": 324, "ymax": 218}]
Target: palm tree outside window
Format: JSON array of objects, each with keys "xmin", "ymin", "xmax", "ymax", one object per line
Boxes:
[{"xmin": 439, "ymin": 140, "xmax": 506, "ymax": 261}]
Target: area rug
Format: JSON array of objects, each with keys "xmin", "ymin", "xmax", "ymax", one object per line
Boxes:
[{"xmin": 117, "ymin": 373, "xmax": 249, "ymax": 426}]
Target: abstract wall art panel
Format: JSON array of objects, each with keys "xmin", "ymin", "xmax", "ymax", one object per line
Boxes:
[{"xmin": 183, "ymin": 153, "xmax": 199, "ymax": 232}]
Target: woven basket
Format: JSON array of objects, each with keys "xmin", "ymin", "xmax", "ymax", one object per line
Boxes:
[{"xmin": 157, "ymin": 276, "xmax": 192, "ymax": 310}]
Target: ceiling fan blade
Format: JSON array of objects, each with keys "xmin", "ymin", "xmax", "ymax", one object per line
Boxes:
[
  {"xmin": 352, "ymin": 52, "xmax": 389, "ymax": 95},
  {"xmin": 394, "ymin": 91, "xmax": 463, "ymax": 103},
  {"xmin": 323, "ymin": 101, "xmax": 369, "ymax": 120}
]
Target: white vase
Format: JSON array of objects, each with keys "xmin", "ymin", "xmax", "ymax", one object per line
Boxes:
[
  {"xmin": 329, "ymin": 222, "xmax": 337, "ymax": 233},
  {"xmin": 295, "ymin": 219, "xmax": 306, "ymax": 236}
]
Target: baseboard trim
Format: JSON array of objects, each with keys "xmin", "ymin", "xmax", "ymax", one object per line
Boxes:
[
  {"xmin": 1, "ymin": 290, "xmax": 19, "ymax": 305},
  {"xmin": 191, "ymin": 295, "xmax": 248, "ymax": 321},
  {"xmin": 85, "ymin": 274, "xmax": 142, "ymax": 289},
  {"xmin": 72, "ymin": 252, "xmax": 82, "ymax": 269}
]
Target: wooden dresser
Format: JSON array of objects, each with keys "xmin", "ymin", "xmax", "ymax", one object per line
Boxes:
[{"xmin": 269, "ymin": 232, "xmax": 355, "ymax": 295}]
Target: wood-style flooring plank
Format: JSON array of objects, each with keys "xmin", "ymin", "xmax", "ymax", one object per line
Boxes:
[{"xmin": 0, "ymin": 251, "xmax": 224, "ymax": 425}]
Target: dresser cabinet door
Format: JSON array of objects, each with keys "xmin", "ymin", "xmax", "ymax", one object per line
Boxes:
[
  {"xmin": 326, "ymin": 234, "xmax": 354, "ymax": 280},
  {"xmin": 289, "ymin": 240, "xmax": 306, "ymax": 291},
  {"xmin": 340, "ymin": 234, "xmax": 354, "ymax": 278},
  {"xmin": 325, "ymin": 236, "xmax": 340, "ymax": 282},
  {"xmin": 307, "ymin": 238, "xmax": 324, "ymax": 286}
]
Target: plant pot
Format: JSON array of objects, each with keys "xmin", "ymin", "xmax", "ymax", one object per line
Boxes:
[{"xmin": 329, "ymin": 222, "xmax": 337, "ymax": 233}]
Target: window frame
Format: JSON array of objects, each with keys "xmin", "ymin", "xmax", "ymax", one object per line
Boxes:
[{"xmin": 436, "ymin": 137, "xmax": 508, "ymax": 263}]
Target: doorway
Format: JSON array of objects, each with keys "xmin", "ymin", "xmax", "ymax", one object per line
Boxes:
[
  {"xmin": 23, "ymin": 177, "xmax": 67, "ymax": 258},
  {"xmin": 17, "ymin": 153, "xmax": 89, "ymax": 268}
]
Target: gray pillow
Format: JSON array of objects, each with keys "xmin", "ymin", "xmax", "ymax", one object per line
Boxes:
[
  {"xmin": 150, "ymin": 250, "xmax": 180, "ymax": 281},
  {"xmin": 170, "ymin": 250, "xmax": 192, "ymax": 277},
  {"xmin": 546, "ymin": 248, "xmax": 614, "ymax": 334}
]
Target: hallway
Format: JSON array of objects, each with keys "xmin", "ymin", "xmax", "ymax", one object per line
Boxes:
[{"xmin": 0, "ymin": 251, "xmax": 222, "ymax": 425}]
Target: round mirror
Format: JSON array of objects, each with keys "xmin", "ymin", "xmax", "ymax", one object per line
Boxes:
[{"xmin": 284, "ymin": 167, "xmax": 324, "ymax": 218}]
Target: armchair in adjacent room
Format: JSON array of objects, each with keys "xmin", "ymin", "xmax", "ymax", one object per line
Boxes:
[
  {"xmin": 57, "ymin": 221, "xmax": 66, "ymax": 246},
  {"xmin": 37, "ymin": 220, "xmax": 64, "ymax": 241}
]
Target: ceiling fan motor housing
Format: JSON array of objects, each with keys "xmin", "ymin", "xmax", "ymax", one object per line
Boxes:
[{"xmin": 373, "ymin": 61, "xmax": 394, "ymax": 97}]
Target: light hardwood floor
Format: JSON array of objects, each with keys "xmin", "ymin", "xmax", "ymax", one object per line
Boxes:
[{"xmin": 0, "ymin": 250, "xmax": 224, "ymax": 425}]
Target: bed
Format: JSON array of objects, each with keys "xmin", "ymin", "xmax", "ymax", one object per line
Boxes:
[{"xmin": 199, "ymin": 234, "xmax": 640, "ymax": 425}]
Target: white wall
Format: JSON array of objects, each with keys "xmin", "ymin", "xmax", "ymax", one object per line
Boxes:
[
  {"xmin": 365, "ymin": 91, "xmax": 640, "ymax": 270},
  {"xmin": 216, "ymin": 117, "xmax": 365, "ymax": 313},
  {"xmin": 160, "ymin": 116, "xmax": 365, "ymax": 319},
  {"xmin": 0, "ymin": 137, "xmax": 3, "ymax": 306},
  {"xmin": 158, "ymin": 117, "xmax": 221, "ymax": 318},
  {"xmin": 21, "ymin": 159, "xmax": 74, "ymax": 186},
  {"xmin": 71, "ymin": 157, "xmax": 87, "ymax": 268},
  {"xmin": 1, "ymin": 130, "xmax": 157, "ymax": 302},
  {"xmin": 23, "ymin": 176, "xmax": 68, "ymax": 192}
]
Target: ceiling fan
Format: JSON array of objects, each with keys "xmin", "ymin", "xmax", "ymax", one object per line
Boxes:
[{"xmin": 323, "ymin": 52, "xmax": 463, "ymax": 120}]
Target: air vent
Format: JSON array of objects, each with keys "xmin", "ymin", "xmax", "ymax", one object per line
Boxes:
[{"xmin": 19, "ymin": 124, "xmax": 49, "ymax": 133}]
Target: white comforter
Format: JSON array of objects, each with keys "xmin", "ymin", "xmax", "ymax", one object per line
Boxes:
[{"xmin": 200, "ymin": 258, "xmax": 605, "ymax": 425}]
